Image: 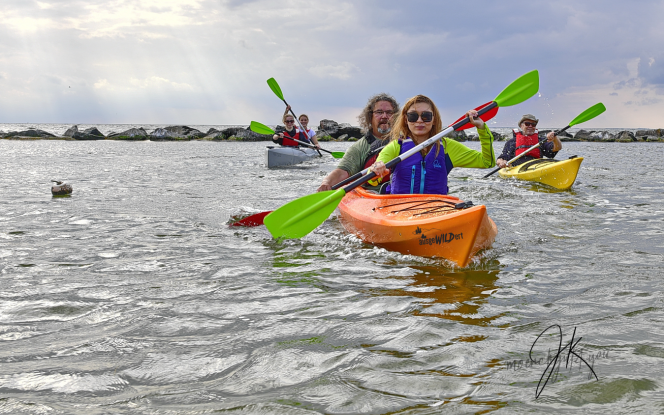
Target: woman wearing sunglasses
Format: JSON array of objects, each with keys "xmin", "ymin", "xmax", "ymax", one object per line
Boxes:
[
  {"xmin": 369, "ymin": 94, "xmax": 495, "ymax": 195},
  {"xmin": 495, "ymin": 114, "xmax": 562, "ymax": 168}
]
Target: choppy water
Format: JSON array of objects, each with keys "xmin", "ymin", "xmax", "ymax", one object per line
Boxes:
[{"xmin": 1, "ymin": 139, "xmax": 663, "ymax": 414}]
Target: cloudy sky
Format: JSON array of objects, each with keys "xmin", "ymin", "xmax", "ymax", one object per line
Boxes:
[{"xmin": 2, "ymin": 0, "xmax": 664, "ymax": 128}]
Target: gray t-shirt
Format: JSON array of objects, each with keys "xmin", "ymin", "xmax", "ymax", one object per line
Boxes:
[
  {"xmin": 336, "ymin": 132, "xmax": 389, "ymax": 191},
  {"xmin": 337, "ymin": 132, "xmax": 388, "ymax": 175}
]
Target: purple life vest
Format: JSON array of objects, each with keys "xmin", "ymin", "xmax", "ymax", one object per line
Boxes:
[{"xmin": 390, "ymin": 138, "xmax": 448, "ymax": 195}]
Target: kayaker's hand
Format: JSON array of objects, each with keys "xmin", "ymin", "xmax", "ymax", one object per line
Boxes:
[
  {"xmin": 547, "ymin": 131, "xmax": 563, "ymax": 151},
  {"xmin": 317, "ymin": 181, "xmax": 332, "ymax": 192},
  {"xmin": 371, "ymin": 161, "xmax": 390, "ymax": 178},
  {"xmin": 466, "ymin": 110, "xmax": 485, "ymax": 129},
  {"xmin": 496, "ymin": 158, "xmax": 508, "ymax": 168}
]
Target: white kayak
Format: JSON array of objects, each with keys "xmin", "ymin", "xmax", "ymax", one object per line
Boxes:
[{"xmin": 266, "ymin": 146, "xmax": 320, "ymax": 168}]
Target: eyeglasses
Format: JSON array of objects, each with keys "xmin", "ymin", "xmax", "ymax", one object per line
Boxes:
[
  {"xmin": 372, "ymin": 110, "xmax": 395, "ymax": 117},
  {"xmin": 285, "ymin": 119, "xmax": 295, "ymax": 123},
  {"xmin": 523, "ymin": 121, "xmax": 537, "ymax": 127},
  {"xmin": 406, "ymin": 111, "xmax": 434, "ymax": 123}
]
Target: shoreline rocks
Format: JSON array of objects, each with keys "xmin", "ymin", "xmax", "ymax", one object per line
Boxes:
[{"xmin": 1, "ymin": 122, "xmax": 664, "ymax": 142}]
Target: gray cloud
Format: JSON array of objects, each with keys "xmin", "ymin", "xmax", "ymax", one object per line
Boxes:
[{"xmin": 0, "ymin": 0, "xmax": 663, "ymax": 127}]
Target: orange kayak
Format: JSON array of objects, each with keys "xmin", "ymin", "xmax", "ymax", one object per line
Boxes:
[{"xmin": 337, "ymin": 188, "xmax": 498, "ymax": 267}]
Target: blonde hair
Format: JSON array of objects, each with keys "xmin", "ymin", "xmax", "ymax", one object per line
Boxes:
[
  {"xmin": 282, "ymin": 113, "xmax": 295, "ymax": 124},
  {"xmin": 389, "ymin": 94, "xmax": 444, "ymax": 155}
]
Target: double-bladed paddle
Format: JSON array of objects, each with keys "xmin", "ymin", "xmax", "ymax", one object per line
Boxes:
[
  {"xmin": 482, "ymin": 102, "xmax": 606, "ymax": 178},
  {"xmin": 267, "ymin": 77, "xmax": 322, "ymax": 157},
  {"xmin": 264, "ymin": 70, "xmax": 540, "ymax": 239},
  {"xmin": 250, "ymin": 121, "xmax": 344, "ymax": 158}
]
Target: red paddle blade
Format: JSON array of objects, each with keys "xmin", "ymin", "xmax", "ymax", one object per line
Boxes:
[
  {"xmin": 451, "ymin": 101, "xmax": 499, "ymax": 131},
  {"xmin": 229, "ymin": 211, "xmax": 272, "ymax": 227}
]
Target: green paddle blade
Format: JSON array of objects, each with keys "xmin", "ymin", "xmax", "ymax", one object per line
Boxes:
[
  {"xmin": 493, "ymin": 70, "xmax": 539, "ymax": 107},
  {"xmin": 267, "ymin": 78, "xmax": 285, "ymax": 101},
  {"xmin": 568, "ymin": 103, "xmax": 606, "ymax": 127},
  {"xmin": 250, "ymin": 121, "xmax": 275, "ymax": 135},
  {"xmin": 264, "ymin": 189, "xmax": 346, "ymax": 239},
  {"xmin": 331, "ymin": 152, "xmax": 344, "ymax": 159}
]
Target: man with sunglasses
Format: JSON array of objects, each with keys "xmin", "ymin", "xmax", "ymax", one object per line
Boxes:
[
  {"xmin": 496, "ymin": 114, "xmax": 562, "ymax": 168},
  {"xmin": 316, "ymin": 93, "xmax": 399, "ymax": 192}
]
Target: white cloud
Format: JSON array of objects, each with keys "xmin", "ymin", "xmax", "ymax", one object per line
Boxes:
[
  {"xmin": 309, "ymin": 63, "xmax": 359, "ymax": 80},
  {"xmin": 2, "ymin": 0, "xmax": 664, "ymax": 126}
]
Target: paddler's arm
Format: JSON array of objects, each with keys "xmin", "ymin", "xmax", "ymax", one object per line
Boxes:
[
  {"xmin": 317, "ymin": 139, "xmax": 369, "ymax": 192},
  {"xmin": 367, "ymin": 140, "xmax": 400, "ymax": 186},
  {"xmin": 446, "ymin": 124, "xmax": 496, "ymax": 168}
]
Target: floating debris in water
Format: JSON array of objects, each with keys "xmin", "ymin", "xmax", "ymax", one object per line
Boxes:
[{"xmin": 51, "ymin": 180, "xmax": 73, "ymax": 196}]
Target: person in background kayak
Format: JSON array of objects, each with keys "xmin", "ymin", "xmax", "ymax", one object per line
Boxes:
[
  {"xmin": 369, "ymin": 94, "xmax": 495, "ymax": 195},
  {"xmin": 297, "ymin": 113, "xmax": 316, "ymax": 141},
  {"xmin": 316, "ymin": 93, "xmax": 400, "ymax": 192},
  {"xmin": 272, "ymin": 112, "xmax": 321, "ymax": 148},
  {"xmin": 496, "ymin": 114, "xmax": 562, "ymax": 168}
]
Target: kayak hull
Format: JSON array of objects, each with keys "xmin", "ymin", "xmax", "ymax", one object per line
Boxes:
[
  {"xmin": 266, "ymin": 146, "xmax": 319, "ymax": 168},
  {"xmin": 498, "ymin": 156, "xmax": 583, "ymax": 189},
  {"xmin": 337, "ymin": 188, "xmax": 497, "ymax": 267}
]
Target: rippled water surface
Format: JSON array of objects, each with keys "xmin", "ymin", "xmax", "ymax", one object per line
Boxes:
[{"xmin": 1, "ymin": 140, "xmax": 663, "ymax": 414}]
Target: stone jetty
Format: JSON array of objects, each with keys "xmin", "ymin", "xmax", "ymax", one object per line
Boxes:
[{"xmin": 1, "ymin": 123, "xmax": 663, "ymax": 142}]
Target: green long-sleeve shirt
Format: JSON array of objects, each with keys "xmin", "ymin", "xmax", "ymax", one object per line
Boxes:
[{"xmin": 369, "ymin": 124, "xmax": 496, "ymax": 186}]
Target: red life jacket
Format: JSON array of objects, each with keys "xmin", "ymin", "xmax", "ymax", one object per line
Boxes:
[
  {"xmin": 514, "ymin": 129, "xmax": 541, "ymax": 159},
  {"xmin": 281, "ymin": 129, "xmax": 305, "ymax": 147}
]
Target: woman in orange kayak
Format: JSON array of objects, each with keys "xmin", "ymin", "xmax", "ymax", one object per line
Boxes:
[{"xmin": 369, "ymin": 94, "xmax": 495, "ymax": 194}]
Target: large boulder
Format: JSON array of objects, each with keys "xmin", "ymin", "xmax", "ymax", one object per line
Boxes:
[
  {"xmin": 589, "ymin": 131, "xmax": 615, "ymax": 142},
  {"xmin": 336, "ymin": 123, "xmax": 362, "ymax": 140},
  {"xmin": 219, "ymin": 126, "xmax": 270, "ymax": 141},
  {"xmin": 150, "ymin": 125, "xmax": 203, "ymax": 140},
  {"xmin": 317, "ymin": 119, "xmax": 340, "ymax": 137},
  {"xmin": 5, "ymin": 128, "xmax": 57, "ymax": 138},
  {"xmin": 616, "ymin": 131, "xmax": 636, "ymax": 142},
  {"xmin": 64, "ymin": 125, "xmax": 78, "ymax": 137},
  {"xmin": 107, "ymin": 128, "xmax": 148, "ymax": 140},
  {"xmin": 573, "ymin": 129, "xmax": 594, "ymax": 140},
  {"xmin": 447, "ymin": 130, "xmax": 468, "ymax": 142},
  {"xmin": 72, "ymin": 127, "xmax": 105, "ymax": 140},
  {"xmin": 635, "ymin": 128, "xmax": 661, "ymax": 138}
]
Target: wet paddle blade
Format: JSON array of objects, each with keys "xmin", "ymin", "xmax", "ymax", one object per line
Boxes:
[
  {"xmin": 452, "ymin": 101, "xmax": 500, "ymax": 131},
  {"xmin": 568, "ymin": 103, "xmax": 606, "ymax": 127},
  {"xmin": 331, "ymin": 152, "xmax": 344, "ymax": 159},
  {"xmin": 267, "ymin": 78, "xmax": 285, "ymax": 101},
  {"xmin": 264, "ymin": 189, "xmax": 346, "ymax": 239},
  {"xmin": 250, "ymin": 121, "xmax": 276, "ymax": 135},
  {"xmin": 230, "ymin": 211, "xmax": 272, "ymax": 227},
  {"xmin": 493, "ymin": 70, "xmax": 539, "ymax": 107}
]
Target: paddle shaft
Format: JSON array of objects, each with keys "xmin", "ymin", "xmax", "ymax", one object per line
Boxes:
[
  {"xmin": 483, "ymin": 125, "xmax": 568, "ymax": 178},
  {"xmin": 330, "ymin": 145, "xmax": 387, "ymax": 189},
  {"xmin": 342, "ymin": 103, "xmax": 498, "ymax": 193}
]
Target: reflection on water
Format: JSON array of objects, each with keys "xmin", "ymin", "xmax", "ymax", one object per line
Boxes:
[
  {"xmin": 383, "ymin": 266, "xmax": 502, "ymax": 326},
  {"xmin": 1, "ymin": 140, "xmax": 663, "ymax": 413}
]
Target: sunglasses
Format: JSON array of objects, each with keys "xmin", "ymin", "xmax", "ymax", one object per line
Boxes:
[
  {"xmin": 406, "ymin": 111, "xmax": 434, "ymax": 123},
  {"xmin": 523, "ymin": 121, "xmax": 537, "ymax": 127},
  {"xmin": 285, "ymin": 119, "xmax": 295, "ymax": 123}
]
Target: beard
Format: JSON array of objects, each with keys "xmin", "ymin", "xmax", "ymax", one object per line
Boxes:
[{"xmin": 377, "ymin": 124, "xmax": 391, "ymax": 135}]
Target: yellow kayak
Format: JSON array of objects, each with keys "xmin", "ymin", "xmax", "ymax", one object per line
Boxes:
[{"xmin": 498, "ymin": 156, "xmax": 583, "ymax": 190}]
